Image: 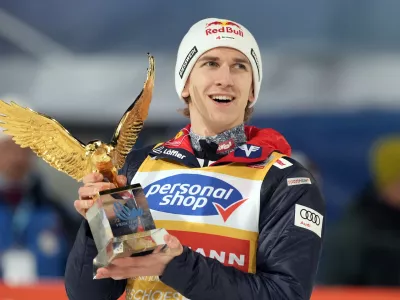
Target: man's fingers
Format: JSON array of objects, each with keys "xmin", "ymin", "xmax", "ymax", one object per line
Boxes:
[
  {"xmin": 163, "ymin": 234, "xmax": 183, "ymax": 256},
  {"xmin": 83, "ymin": 172, "xmax": 104, "ymax": 184},
  {"xmin": 76, "ymin": 172, "xmax": 121, "ymax": 219},
  {"xmin": 96, "ymin": 182, "xmax": 116, "ymax": 191},
  {"xmin": 116, "ymin": 175, "xmax": 127, "ymax": 186},
  {"xmin": 110, "ymin": 256, "xmax": 158, "ymax": 268},
  {"xmin": 95, "ymin": 266, "xmax": 115, "ymax": 279},
  {"xmin": 79, "ymin": 182, "xmax": 116, "ymax": 199},
  {"xmin": 74, "ymin": 199, "xmax": 94, "ymax": 211},
  {"xmin": 108, "ymin": 257, "xmax": 135, "ymax": 267},
  {"xmin": 96, "ymin": 264, "xmax": 132, "ymax": 280},
  {"xmin": 78, "ymin": 186, "xmax": 99, "ymax": 200},
  {"xmin": 164, "ymin": 234, "xmax": 180, "ymax": 249},
  {"xmin": 96, "ymin": 265, "xmax": 160, "ymax": 280},
  {"xmin": 152, "ymin": 244, "xmax": 167, "ymax": 254}
]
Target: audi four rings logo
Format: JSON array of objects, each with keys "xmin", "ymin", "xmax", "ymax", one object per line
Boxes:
[{"xmin": 300, "ymin": 209, "xmax": 320, "ymax": 225}]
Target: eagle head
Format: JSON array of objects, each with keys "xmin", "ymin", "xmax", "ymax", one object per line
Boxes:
[{"xmin": 85, "ymin": 140, "xmax": 114, "ymax": 164}]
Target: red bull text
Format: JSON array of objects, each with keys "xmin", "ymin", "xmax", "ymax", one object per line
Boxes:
[{"xmin": 205, "ymin": 20, "xmax": 244, "ymax": 37}]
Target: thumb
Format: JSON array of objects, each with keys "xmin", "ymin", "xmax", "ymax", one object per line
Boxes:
[{"xmin": 164, "ymin": 234, "xmax": 182, "ymax": 251}]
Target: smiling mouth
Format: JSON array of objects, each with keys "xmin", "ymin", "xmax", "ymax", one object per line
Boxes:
[{"xmin": 209, "ymin": 95, "xmax": 235, "ymax": 104}]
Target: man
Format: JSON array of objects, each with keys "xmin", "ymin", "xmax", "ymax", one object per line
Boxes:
[
  {"xmin": 320, "ymin": 135, "xmax": 400, "ymax": 286},
  {"xmin": 65, "ymin": 17, "xmax": 325, "ymax": 300},
  {"xmin": 0, "ymin": 126, "xmax": 79, "ymax": 280}
]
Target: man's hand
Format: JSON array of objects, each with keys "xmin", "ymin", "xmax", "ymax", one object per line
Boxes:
[
  {"xmin": 74, "ymin": 172, "xmax": 127, "ymax": 218},
  {"xmin": 95, "ymin": 234, "xmax": 184, "ymax": 280}
]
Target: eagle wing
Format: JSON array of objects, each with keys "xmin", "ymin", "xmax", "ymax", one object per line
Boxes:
[
  {"xmin": 111, "ymin": 53, "xmax": 155, "ymax": 169},
  {"xmin": 0, "ymin": 100, "xmax": 89, "ymax": 181}
]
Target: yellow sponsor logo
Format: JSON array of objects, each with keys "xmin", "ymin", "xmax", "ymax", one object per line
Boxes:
[{"xmin": 174, "ymin": 131, "xmax": 184, "ymax": 139}]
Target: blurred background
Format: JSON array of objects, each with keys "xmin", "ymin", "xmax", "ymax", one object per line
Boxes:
[{"xmin": 0, "ymin": 0, "xmax": 400, "ymax": 299}]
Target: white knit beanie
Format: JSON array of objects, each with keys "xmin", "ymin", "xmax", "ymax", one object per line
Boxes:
[{"xmin": 175, "ymin": 17, "xmax": 262, "ymax": 108}]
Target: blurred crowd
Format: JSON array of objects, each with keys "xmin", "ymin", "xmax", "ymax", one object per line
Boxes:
[
  {"xmin": 0, "ymin": 129, "xmax": 80, "ymax": 285},
  {"xmin": 319, "ymin": 135, "xmax": 400, "ymax": 286},
  {"xmin": 293, "ymin": 136, "xmax": 400, "ymax": 286}
]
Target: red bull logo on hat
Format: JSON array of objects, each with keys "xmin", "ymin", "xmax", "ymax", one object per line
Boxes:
[
  {"xmin": 205, "ymin": 20, "xmax": 242, "ymax": 29},
  {"xmin": 205, "ymin": 20, "xmax": 244, "ymax": 37}
]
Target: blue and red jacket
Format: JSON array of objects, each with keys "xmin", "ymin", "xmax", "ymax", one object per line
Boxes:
[{"xmin": 65, "ymin": 125, "xmax": 325, "ymax": 300}]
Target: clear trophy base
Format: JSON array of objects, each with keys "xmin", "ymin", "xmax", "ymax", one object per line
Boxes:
[{"xmin": 85, "ymin": 183, "xmax": 168, "ymax": 276}]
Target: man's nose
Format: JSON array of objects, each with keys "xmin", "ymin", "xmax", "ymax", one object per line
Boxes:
[{"xmin": 215, "ymin": 65, "xmax": 234, "ymax": 87}]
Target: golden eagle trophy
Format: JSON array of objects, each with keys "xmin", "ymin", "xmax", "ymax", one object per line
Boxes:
[
  {"xmin": 0, "ymin": 54, "xmax": 154, "ymax": 188},
  {"xmin": 0, "ymin": 54, "xmax": 169, "ymax": 273}
]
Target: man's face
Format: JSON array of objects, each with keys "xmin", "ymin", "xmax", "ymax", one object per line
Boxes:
[
  {"xmin": 382, "ymin": 178, "xmax": 400, "ymax": 210},
  {"xmin": 182, "ymin": 47, "xmax": 255, "ymax": 133},
  {"xmin": 0, "ymin": 138, "xmax": 33, "ymax": 182}
]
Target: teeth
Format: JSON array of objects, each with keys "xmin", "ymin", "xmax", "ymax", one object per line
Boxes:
[{"xmin": 211, "ymin": 95, "xmax": 233, "ymax": 101}]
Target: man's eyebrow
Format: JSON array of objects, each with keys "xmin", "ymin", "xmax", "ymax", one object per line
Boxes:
[
  {"xmin": 233, "ymin": 57, "xmax": 250, "ymax": 64},
  {"xmin": 197, "ymin": 55, "xmax": 219, "ymax": 62},
  {"xmin": 197, "ymin": 56, "xmax": 250, "ymax": 64}
]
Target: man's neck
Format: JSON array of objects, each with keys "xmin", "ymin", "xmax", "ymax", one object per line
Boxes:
[
  {"xmin": 189, "ymin": 125, "xmax": 229, "ymax": 137},
  {"xmin": 189, "ymin": 114, "xmax": 243, "ymax": 137},
  {"xmin": 189, "ymin": 123, "xmax": 247, "ymax": 155}
]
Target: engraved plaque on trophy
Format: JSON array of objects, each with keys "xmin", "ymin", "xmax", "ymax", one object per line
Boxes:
[{"xmin": 86, "ymin": 183, "xmax": 168, "ymax": 275}]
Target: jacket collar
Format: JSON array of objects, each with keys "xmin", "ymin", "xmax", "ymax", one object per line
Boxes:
[{"xmin": 149, "ymin": 124, "xmax": 291, "ymax": 167}]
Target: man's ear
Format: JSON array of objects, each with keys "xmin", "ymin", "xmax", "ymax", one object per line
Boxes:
[
  {"xmin": 181, "ymin": 88, "xmax": 190, "ymax": 98},
  {"xmin": 181, "ymin": 80, "xmax": 190, "ymax": 98},
  {"xmin": 248, "ymin": 87, "xmax": 255, "ymax": 103}
]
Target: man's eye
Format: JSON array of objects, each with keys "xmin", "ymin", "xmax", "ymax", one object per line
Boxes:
[
  {"xmin": 205, "ymin": 61, "xmax": 218, "ymax": 67},
  {"xmin": 235, "ymin": 63, "xmax": 247, "ymax": 70}
]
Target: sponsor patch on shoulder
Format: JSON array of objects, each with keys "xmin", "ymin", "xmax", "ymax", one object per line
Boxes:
[
  {"xmin": 273, "ymin": 158, "xmax": 293, "ymax": 169},
  {"xmin": 234, "ymin": 144, "xmax": 262, "ymax": 158},
  {"xmin": 287, "ymin": 177, "xmax": 312, "ymax": 186},
  {"xmin": 294, "ymin": 204, "xmax": 323, "ymax": 238}
]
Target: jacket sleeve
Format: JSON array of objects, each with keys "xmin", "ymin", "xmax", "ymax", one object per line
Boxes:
[
  {"xmin": 64, "ymin": 220, "xmax": 127, "ymax": 300},
  {"xmin": 160, "ymin": 158, "xmax": 326, "ymax": 300},
  {"xmin": 64, "ymin": 144, "xmax": 155, "ymax": 300}
]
